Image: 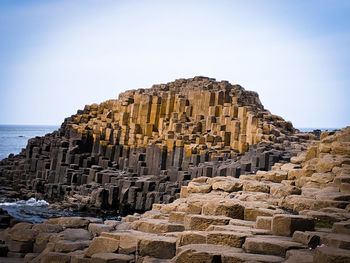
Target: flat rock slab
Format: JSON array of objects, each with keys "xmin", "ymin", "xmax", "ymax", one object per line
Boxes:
[
  {"xmin": 174, "ymin": 244, "xmax": 243, "ymax": 263},
  {"xmin": 284, "ymin": 249, "xmax": 314, "ymax": 263},
  {"xmin": 137, "ymin": 235, "xmax": 176, "ymax": 259},
  {"xmin": 91, "ymin": 253, "xmax": 135, "ymax": 263},
  {"xmin": 40, "ymin": 252, "xmax": 71, "ymax": 263},
  {"xmin": 176, "ymin": 231, "xmax": 207, "ymax": 247},
  {"xmin": 85, "ymin": 236, "xmax": 119, "ymax": 257},
  {"xmin": 88, "ymin": 223, "xmax": 113, "ymax": 236},
  {"xmin": 272, "ymin": 214, "xmax": 315, "ymax": 236},
  {"xmin": 313, "ymin": 246, "xmax": 350, "ymax": 263},
  {"xmin": 54, "ymin": 239, "xmax": 91, "ymax": 253},
  {"xmin": 243, "ymin": 235, "xmax": 306, "ymax": 257},
  {"xmin": 131, "ymin": 219, "xmax": 184, "ymax": 234},
  {"xmin": 184, "ymin": 215, "xmax": 231, "ymax": 231},
  {"xmin": 221, "ymin": 252, "xmax": 284, "ymax": 263},
  {"xmin": 46, "ymin": 217, "xmax": 90, "ymax": 228},
  {"xmin": 207, "ymin": 224, "xmax": 270, "ymax": 235},
  {"xmin": 206, "ymin": 231, "xmax": 249, "ymax": 247},
  {"xmin": 49, "ymin": 228, "xmax": 92, "ymax": 242},
  {"xmin": 321, "ymin": 233, "xmax": 350, "ymax": 249}
]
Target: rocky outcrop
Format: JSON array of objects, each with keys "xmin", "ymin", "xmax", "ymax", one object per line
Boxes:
[
  {"xmin": 0, "ymin": 77, "xmax": 313, "ymax": 215},
  {"xmin": 1, "ymin": 127, "xmax": 349, "ymax": 262}
]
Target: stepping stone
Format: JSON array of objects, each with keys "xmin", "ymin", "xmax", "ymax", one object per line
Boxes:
[
  {"xmin": 169, "ymin": 212, "xmax": 186, "ymax": 223},
  {"xmin": 201, "ymin": 200, "xmax": 244, "ymax": 219},
  {"xmin": 292, "ymin": 231, "xmax": 327, "ymax": 248},
  {"xmin": 91, "ymin": 253, "xmax": 134, "ymax": 263},
  {"xmin": 54, "ymin": 240, "xmax": 91, "ymax": 253},
  {"xmin": 272, "ymin": 214, "xmax": 315, "ymax": 236},
  {"xmin": 206, "ymin": 231, "xmax": 249, "ymax": 247},
  {"xmin": 101, "ymin": 230, "xmax": 144, "ymax": 254},
  {"xmin": 141, "ymin": 256, "xmax": 171, "ymax": 263},
  {"xmin": 207, "ymin": 224, "xmax": 270, "ymax": 235},
  {"xmin": 32, "ymin": 223, "xmax": 63, "ymax": 233},
  {"xmin": 176, "ymin": 231, "xmax": 207, "ymax": 247},
  {"xmin": 137, "ymin": 234, "xmax": 176, "ymax": 259},
  {"xmin": 243, "ymin": 235, "xmax": 306, "ymax": 257},
  {"xmin": 88, "ymin": 223, "xmax": 113, "ymax": 236},
  {"xmin": 221, "ymin": 252, "xmax": 284, "ymax": 263},
  {"xmin": 244, "ymin": 207, "xmax": 282, "ymax": 221},
  {"xmin": 45, "ymin": 217, "xmax": 90, "ymax": 228},
  {"xmin": 255, "ymin": 216, "xmax": 272, "ymax": 230},
  {"xmin": 229, "ymin": 219, "xmax": 255, "ymax": 227},
  {"xmin": 332, "ymin": 220, "xmax": 350, "ymax": 234},
  {"xmin": 284, "ymin": 249, "xmax": 314, "ymax": 263},
  {"xmin": 40, "ymin": 252, "xmax": 70, "ymax": 263},
  {"xmin": 321, "ymin": 233, "xmax": 350, "ymax": 249},
  {"xmin": 313, "ymin": 246, "xmax": 350, "ymax": 263},
  {"xmin": 184, "ymin": 215, "xmax": 231, "ymax": 231},
  {"xmin": 85, "ymin": 237, "xmax": 119, "ymax": 257},
  {"xmin": 49, "ymin": 228, "xmax": 92, "ymax": 242},
  {"xmin": 174, "ymin": 244, "xmax": 242, "ymax": 262},
  {"xmin": 131, "ymin": 219, "xmax": 184, "ymax": 234}
]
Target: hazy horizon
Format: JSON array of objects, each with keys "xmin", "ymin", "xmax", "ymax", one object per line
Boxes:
[{"xmin": 1, "ymin": 0, "xmax": 349, "ymax": 128}]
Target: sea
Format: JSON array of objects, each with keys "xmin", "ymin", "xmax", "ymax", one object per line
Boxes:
[
  {"xmin": 0, "ymin": 124, "xmax": 59, "ymax": 160},
  {"xmin": 0, "ymin": 125, "xmax": 339, "ymax": 223}
]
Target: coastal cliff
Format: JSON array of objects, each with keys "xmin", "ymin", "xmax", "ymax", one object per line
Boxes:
[
  {"xmin": 0, "ymin": 77, "xmax": 312, "ymax": 215},
  {"xmin": 0, "ymin": 127, "xmax": 349, "ymax": 262}
]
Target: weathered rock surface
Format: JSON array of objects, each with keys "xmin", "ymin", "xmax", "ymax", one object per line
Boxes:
[
  {"xmin": 0, "ymin": 78, "xmax": 349, "ymax": 262},
  {"xmin": 0, "ymin": 127, "xmax": 348, "ymax": 262},
  {"xmin": 0, "ymin": 77, "xmax": 311, "ymax": 216}
]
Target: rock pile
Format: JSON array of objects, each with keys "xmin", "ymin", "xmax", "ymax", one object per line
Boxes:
[
  {"xmin": 1, "ymin": 127, "xmax": 349, "ymax": 262},
  {"xmin": 0, "ymin": 77, "xmax": 313, "ymax": 215}
]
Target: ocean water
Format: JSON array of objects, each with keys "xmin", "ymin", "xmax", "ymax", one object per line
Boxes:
[{"xmin": 0, "ymin": 124, "xmax": 59, "ymax": 160}]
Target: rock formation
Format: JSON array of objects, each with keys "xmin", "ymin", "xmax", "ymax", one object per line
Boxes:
[
  {"xmin": 0, "ymin": 127, "xmax": 349, "ymax": 262},
  {"xmin": 0, "ymin": 77, "xmax": 313, "ymax": 215}
]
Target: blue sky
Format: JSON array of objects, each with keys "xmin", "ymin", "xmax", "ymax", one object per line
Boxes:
[{"xmin": 0, "ymin": 0, "xmax": 349, "ymax": 128}]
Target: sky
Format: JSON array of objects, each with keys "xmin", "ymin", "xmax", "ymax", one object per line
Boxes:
[{"xmin": 0, "ymin": 0, "xmax": 349, "ymax": 128}]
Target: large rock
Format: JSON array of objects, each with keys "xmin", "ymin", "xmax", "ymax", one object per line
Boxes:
[
  {"xmin": 313, "ymin": 246, "xmax": 350, "ymax": 263},
  {"xmin": 85, "ymin": 236, "xmax": 119, "ymax": 257},
  {"xmin": 137, "ymin": 235, "xmax": 176, "ymax": 259},
  {"xmin": 54, "ymin": 239, "xmax": 91, "ymax": 253},
  {"xmin": 172, "ymin": 244, "xmax": 242, "ymax": 263},
  {"xmin": 46, "ymin": 217, "xmax": 90, "ymax": 229},
  {"xmin": 271, "ymin": 214, "xmax": 315, "ymax": 236},
  {"xmin": 183, "ymin": 215, "xmax": 231, "ymax": 231},
  {"xmin": 91, "ymin": 253, "xmax": 134, "ymax": 263},
  {"xmin": 243, "ymin": 235, "xmax": 305, "ymax": 257},
  {"xmin": 201, "ymin": 200, "xmax": 244, "ymax": 219},
  {"xmin": 206, "ymin": 231, "xmax": 249, "ymax": 247}
]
